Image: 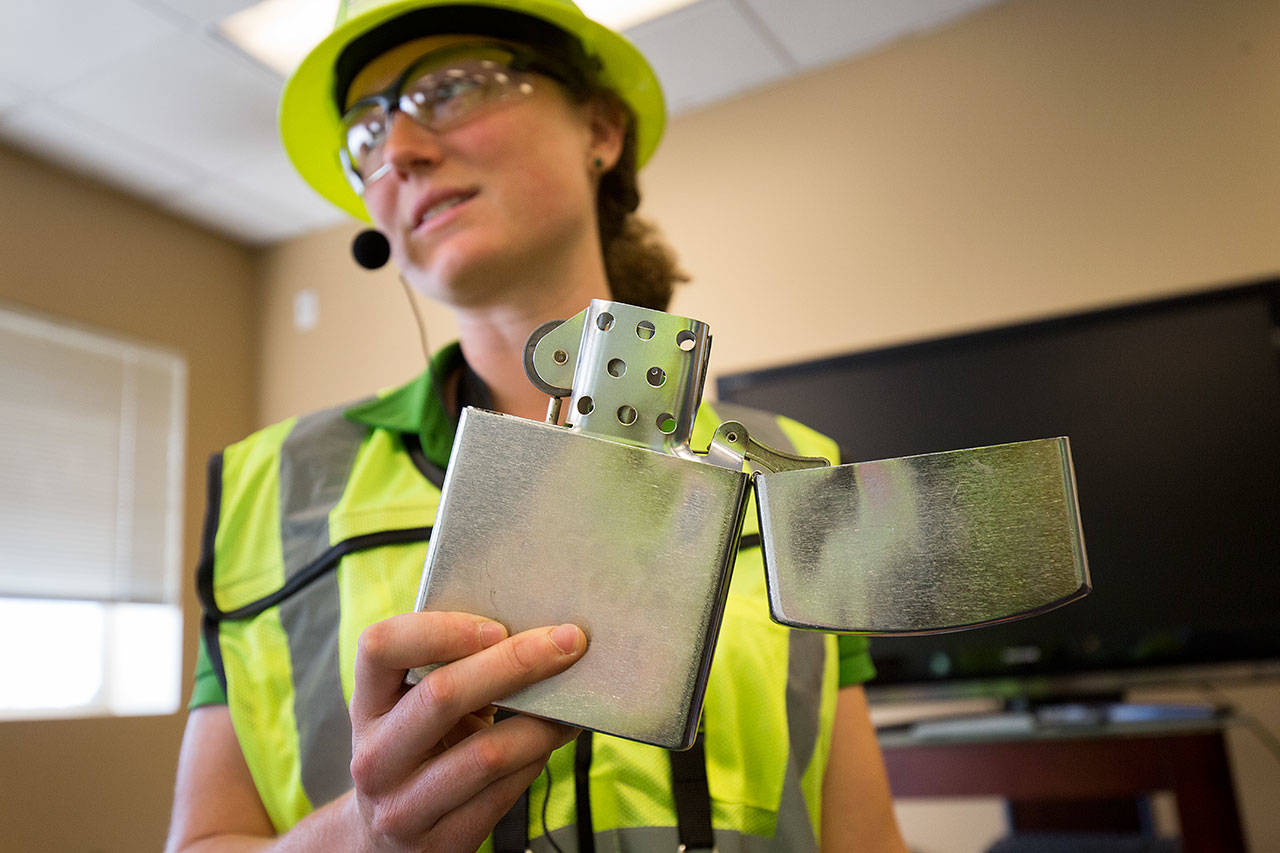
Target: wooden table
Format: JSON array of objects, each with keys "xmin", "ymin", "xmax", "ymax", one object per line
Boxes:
[{"xmin": 879, "ymin": 717, "xmax": 1245, "ymax": 852}]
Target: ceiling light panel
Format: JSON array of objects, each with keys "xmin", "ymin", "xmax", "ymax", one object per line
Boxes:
[{"xmin": 219, "ymin": 0, "xmax": 340, "ymax": 76}]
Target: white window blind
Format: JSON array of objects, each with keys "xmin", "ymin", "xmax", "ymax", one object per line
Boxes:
[
  {"xmin": 0, "ymin": 305, "xmax": 185, "ymax": 718},
  {"xmin": 0, "ymin": 307, "xmax": 185, "ymax": 603}
]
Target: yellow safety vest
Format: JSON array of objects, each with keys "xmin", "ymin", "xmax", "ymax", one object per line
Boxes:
[{"xmin": 198, "ymin": 375, "xmax": 852, "ymax": 850}]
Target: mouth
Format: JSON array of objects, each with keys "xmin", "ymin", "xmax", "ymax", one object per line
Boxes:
[{"xmin": 412, "ymin": 188, "xmax": 479, "ymax": 231}]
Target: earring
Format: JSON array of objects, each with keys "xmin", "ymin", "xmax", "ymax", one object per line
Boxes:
[{"xmin": 593, "ymin": 156, "xmax": 605, "ymax": 171}]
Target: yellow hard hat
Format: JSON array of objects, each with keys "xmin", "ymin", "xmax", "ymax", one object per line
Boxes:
[{"xmin": 280, "ymin": 0, "xmax": 666, "ymax": 221}]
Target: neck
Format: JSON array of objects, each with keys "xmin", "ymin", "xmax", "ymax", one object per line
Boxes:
[{"xmin": 449, "ymin": 236, "xmax": 611, "ymax": 421}]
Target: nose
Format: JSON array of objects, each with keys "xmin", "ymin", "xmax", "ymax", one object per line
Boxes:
[{"xmin": 382, "ymin": 109, "xmax": 443, "ymax": 180}]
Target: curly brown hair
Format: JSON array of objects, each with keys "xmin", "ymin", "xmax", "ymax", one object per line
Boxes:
[{"xmin": 593, "ymin": 98, "xmax": 688, "ymax": 312}]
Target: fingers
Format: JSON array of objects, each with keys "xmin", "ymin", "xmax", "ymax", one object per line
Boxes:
[
  {"xmin": 428, "ymin": 757, "xmax": 550, "ymax": 853},
  {"xmin": 355, "ymin": 623, "xmax": 586, "ymax": 791},
  {"xmin": 425, "ymin": 624, "xmax": 585, "ymax": 724},
  {"xmin": 440, "ymin": 711, "xmax": 494, "ymax": 750},
  {"xmin": 361, "ymin": 714, "xmax": 580, "ymax": 845},
  {"xmin": 350, "ymin": 611, "xmax": 508, "ymax": 723}
]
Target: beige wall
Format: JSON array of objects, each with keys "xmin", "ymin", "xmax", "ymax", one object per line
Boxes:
[
  {"xmin": 0, "ymin": 145, "xmax": 259, "ymax": 851},
  {"xmin": 253, "ymin": 0, "xmax": 1280, "ymax": 850},
  {"xmin": 256, "ymin": 225, "xmax": 459, "ymax": 423}
]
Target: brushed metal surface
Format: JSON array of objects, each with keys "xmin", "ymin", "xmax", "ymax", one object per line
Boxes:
[
  {"xmin": 757, "ymin": 437, "xmax": 1089, "ymax": 634},
  {"xmin": 414, "ymin": 408, "xmax": 750, "ymax": 749},
  {"xmin": 530, "ymin": 299, "xmax": 711, "ymax": 454}
]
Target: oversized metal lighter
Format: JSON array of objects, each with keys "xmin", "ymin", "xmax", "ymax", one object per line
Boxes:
[{"xmin": 412, "ymin": 300, "xmax": 1089, "ymax": 749}]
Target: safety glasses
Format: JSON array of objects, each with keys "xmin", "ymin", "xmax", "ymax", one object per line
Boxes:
[{"xmin": 339, "ymin": 41, "xmax": 580, "ymax": 194}]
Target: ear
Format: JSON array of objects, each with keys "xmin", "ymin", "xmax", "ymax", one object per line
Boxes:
[{"xmin": 584, "ymin": 92, "xmax": 628, "ymax": 172}]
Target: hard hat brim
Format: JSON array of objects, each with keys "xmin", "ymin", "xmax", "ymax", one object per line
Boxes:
[{"xmin": 279, "ymin": 0, "xmax": 666, "ymax": 222}]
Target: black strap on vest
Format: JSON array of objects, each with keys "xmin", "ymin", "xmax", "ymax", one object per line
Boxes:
[
  {"xmin": 574, "ymin": 731, "xmax": 595, "ymax": 852},
  {"xmin": 490, "ymin": 730, "xmax": 714, "ymax": 852},
  {"xmin": 196, "ymin": 452, "xmax": 228, "ymax": 693},
  {"xmin": 492, "ymin": 729, "xmax": 597, "ymax": 853},
  {"xmin": 670, "ymin": 731, "xmax": 716, "ymax": 851},
  {"xmin": 492, "ymin": 709, "xmax": 529, "ymax": 853},
  {"xmin": 492, "ymin": 790, "xmax": 530, "ymax": 853}
]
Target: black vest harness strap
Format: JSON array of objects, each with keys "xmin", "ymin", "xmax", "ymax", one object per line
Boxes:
[
  {"xmin": 670, "ymin": 731, "xmax": 716, "ymax": 851},
  {"xmin": 491, "ymin": 729, "xmax": 715, "ymax": 853}
]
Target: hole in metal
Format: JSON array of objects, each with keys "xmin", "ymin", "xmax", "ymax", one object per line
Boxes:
[
  {"xmin": 657, "ymin": 413, "xmax": 677, "ymax": 434},
  {"xmin": 646, "ymin": 366, "xmax": 666, "ymax": 387},
  {"xmin": 576, "ymin": 396, "xmax": 595, "ymax": 415},
  {"xmin": 617, "ymin": 405, "xmax": 638, "ymax": 426},
  {"xmin": 606, "ymin": 358, "xmax": 626, "ymax": 377},
  {"xmin": 636, "ymin": 321, "xmax": 656, "ymax": 340},
  {"xmin": 596, "ymin": 312, "xmax": 615, "ymax": 331},
  {"xmin": 552, "ymin": 349, "xmax": 568, "ymax": 365},
  {"xmin": 726, "ymin": 431, "xmax": 739, "ymax": 443},
  {"xmin": 676, "ymin": 330, "xmax": 696, "ymax": 351}
]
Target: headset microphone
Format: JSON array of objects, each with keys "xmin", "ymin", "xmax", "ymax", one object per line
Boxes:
[{"xmin": 351, "ymin": 229, "xmax": 391, "ymax": 270}]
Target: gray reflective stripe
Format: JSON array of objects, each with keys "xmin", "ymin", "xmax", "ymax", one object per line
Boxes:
[
  {"xmin": 774, "ymin": 630, "xmax": 826, "ymax": 849},
  {"xmin": 710, "ymin": 400, "xmax": 828, "ymax": 849},
  {"xmin": 277, "ymin": 405, "xmax": 369, "ymax": 810}
]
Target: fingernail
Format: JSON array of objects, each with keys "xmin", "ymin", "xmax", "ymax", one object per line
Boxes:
[
  {"xmin": 479, "ymin": 621, "xmax": 507, "ymax": 647},
  {"xmin": 549, "ymin": 624, "xmax": 582, "ymax": 654}
]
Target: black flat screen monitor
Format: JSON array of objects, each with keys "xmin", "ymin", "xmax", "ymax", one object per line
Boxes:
[{"xmin": 717, "ymin": 279, "xmax": 1280, "ymax": 700}]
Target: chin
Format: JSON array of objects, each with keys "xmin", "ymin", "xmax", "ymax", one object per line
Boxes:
[
  {"xmin": 403, "ymin": 254, "xmax": 510, "ymax": 309},
  {"xmin": 405, "ymin": 231, "xmax": 555, "ymax": 307}
]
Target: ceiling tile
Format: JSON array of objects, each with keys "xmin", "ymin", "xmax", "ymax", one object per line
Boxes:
[
  {"xmin": 0, "ymin": 79, "xmax": 32, "ymax": 113},
  {"xmin": 0, "ymin": 104, "xmax": 199, "ymax": 199},
  {"xmin": 740, "ymin": 0, "xmax": 1000, "ymax": 69},
  {"xmin": 48, "ymin": 30, "xmax": 283, "ymax": 177},
  {"xmin": 229, "ymin": 145, "xmax": 345, "ymax": 225},
  {"xmin": 160, "ymin": 177, "xmax": 321, "ymax": 245},
  {"xmin": 0, "ymin": 0, "xmax": 179, "ymax": 93},
  {"xmin": 624, "ymin": 0, "xmax": 793, "ymax": 115},
  {"xmin": 147, "ymin": 0, "xmax": 262, "ymax": 26}
]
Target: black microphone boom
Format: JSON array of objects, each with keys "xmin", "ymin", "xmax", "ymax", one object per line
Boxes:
[{"xmin": 352, "ymin": 229, "xmax": 391, "ymax": 270}]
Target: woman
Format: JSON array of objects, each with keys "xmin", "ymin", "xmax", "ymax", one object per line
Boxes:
[{"xmin": 167, "ymin": 1, "xmax": 907, "ymax": 851}]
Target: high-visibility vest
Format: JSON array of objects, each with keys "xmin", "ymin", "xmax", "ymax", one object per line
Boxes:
[{"xmin": 198, "ymin": 399, "xmax": 844, "ymax": 851}]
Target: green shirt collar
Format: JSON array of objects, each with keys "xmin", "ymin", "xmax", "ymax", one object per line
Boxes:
[{"xmin": 343, "ymin": 341, "xmax": 465, "ymax": 469}]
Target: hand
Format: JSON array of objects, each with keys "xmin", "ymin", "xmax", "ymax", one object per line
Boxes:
[{"xmin": 347, "ymin": 611, "xmax": 586, "ymax": 851}]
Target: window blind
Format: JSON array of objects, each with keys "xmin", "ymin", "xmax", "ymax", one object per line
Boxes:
[{"xmin": 0, "ymin": 306, "xmax": 185, "ymax": 605}]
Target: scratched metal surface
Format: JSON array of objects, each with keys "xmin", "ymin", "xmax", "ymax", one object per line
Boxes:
[
  {"xmin": 413, "ymin": 408, "xmax": 750, "ymax": 749},
  {"xmin": 756, "ymin": 437, "xmax": 1089, "ymax": 634}
]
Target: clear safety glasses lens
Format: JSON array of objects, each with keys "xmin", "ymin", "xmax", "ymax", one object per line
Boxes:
[
  {"xmin": 340, "ymin": 46, "xmax": 540, "ymax": 194},
  {"xmin": 342, "ymin": 104, "xmax": 389, "ymax": 179}
]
